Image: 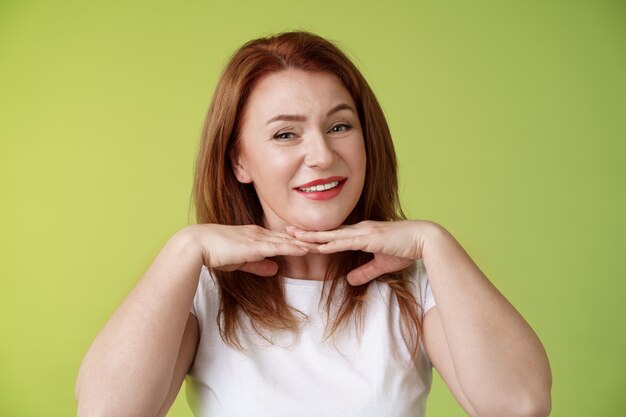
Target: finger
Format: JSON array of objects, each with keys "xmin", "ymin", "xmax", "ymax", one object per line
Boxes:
[
  {"xmin": 260, "ymin": 239, "xmax": 319, "ymax": 253},
  {"xmin": 265, "ymin": 230, "xmax": 310, "ymax": 241},
  {"xmin": 287, "ymin": 240, "xmax": 317, "ymax": 250},
  {"xmin": 291, "ymin": 228, "xmax": 362, "ymax": 244},
  {"xmin": 294, "ymin": 243, "xmax": 324, "ymax": 254},
  {"xmin": 346, "ymin": 260, "xmax": 384, "ymax": 286},
  {"xmin": 238, "ymin": 259, "xmax": 279, "ymax": 276},
  {"xmin": 317, "ymin": 237, "xmax": 369, "ymax": 254},
  {"xmin": 256, "ymin": 241, "xmax": 311, "ymax": 258},
  {"xmin": 215, "ymin": 263, "xmax": 245, "ymax": 273},
  {"xmin": 286, "ymin": 224, "xmax": 351, "ymax": 233},
  {"xmin": 216, "ymin": 242, "xmax": 311, "ymax": 272},
  {"xmin": 284, "ymin": 226, "xmax": 299, "ymax": 237},
  {"xmin": 255, "ymin": 231, "xmax": 309, "ymax": 245},
  {"xmin": 254, "ymin": 230, "xmax": 321, "ymax": 251},
  {"xmin": 347, "ymin": 255, "xmax": 413, "ymax": 285},
  {"xmin": 284, "ymin": 226, "xmax": 325, "ymax": 238}
]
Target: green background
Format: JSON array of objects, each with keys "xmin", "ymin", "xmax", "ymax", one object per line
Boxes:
[{"xmin": 1, "ymin": 0, "xmax": 624, "ymax": 416}]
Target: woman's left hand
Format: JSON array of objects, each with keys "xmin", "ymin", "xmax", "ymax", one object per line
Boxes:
[
  {"xmin": 286, "ymin": 220, "xmax": 434, "ymax": 285},
  {"xmin": 291, "ymin": 219, "xmax": 552, "ymax": 415}
]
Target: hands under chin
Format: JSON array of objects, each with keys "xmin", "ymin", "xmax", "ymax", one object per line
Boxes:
[
  {"xmin": 196, "ymin": 220, "xmax": 440, "ymax": 285},
  {"xmin": 285, "ymin": 220, "xmax": 436, "ymax": 286}
]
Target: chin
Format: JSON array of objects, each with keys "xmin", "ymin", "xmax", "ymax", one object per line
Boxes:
[{"xmin": 295, "ymin": 217, "xmax": 346, "ymax": 232}]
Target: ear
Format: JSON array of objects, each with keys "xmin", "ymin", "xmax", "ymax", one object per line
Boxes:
[{"xmin": 230, "ymin": 151, "xmax": 253, "ymax": 184}]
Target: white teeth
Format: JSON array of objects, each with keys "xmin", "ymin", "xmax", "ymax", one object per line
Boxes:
[{"xmin": 299, "ymin": 180, "xmax": 340, "ymax": 192}]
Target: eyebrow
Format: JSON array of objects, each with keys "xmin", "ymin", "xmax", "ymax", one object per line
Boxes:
[{"xmin": 264, "ymin": 103, "xmax": 356, "ymax": 126}]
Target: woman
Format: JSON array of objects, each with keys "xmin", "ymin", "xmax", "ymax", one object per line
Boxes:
[{"xmin": 75, "ymin": 31, "xmax": 552, "ymax": 417}]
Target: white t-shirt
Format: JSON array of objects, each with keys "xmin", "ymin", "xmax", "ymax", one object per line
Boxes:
[{"xmin": 186, "ymin": 260, "xmax": 436, "ymax": 417}]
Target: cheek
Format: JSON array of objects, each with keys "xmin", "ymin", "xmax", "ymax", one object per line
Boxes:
[
  {"xmin": 349, "ymin": 142, "xmax": 367, "ymax": 176},
  {"xmin": 270, "ymin": 151, "xmax": 299, "ymax": 170},
  {"xmin": 250, "ymin": 149, "xmax": 300, "ymax": 188},
  {"xmin": 359, "ymin": 145, "xmax": 367, "ymax": 171}
]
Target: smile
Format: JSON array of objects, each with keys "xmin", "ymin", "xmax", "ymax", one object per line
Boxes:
[
  {"xmin": 294, "ymin": 176, "xmax": 347, "ymax": 201},
  {"xmin": 298, "ymin": 181, "xmax": 340, "ymax": 192}
]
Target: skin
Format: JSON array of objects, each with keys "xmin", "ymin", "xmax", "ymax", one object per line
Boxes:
[
  {"xmin": 75, "ymin": 69, "xmax": 552, "ymax": 417},
  {"xmin": 232, "ymin": 69, "xmax": 366, "ymax": 279}
]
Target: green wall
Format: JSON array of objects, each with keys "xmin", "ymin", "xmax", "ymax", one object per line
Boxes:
[{"xmin": 1, "ymin": 1, "xmax": 624, "ymax": 416}]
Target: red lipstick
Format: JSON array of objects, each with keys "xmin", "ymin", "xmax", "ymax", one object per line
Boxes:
[
  {"xmin": 295, "ymin": 176, "xmax": 346, "ymax": 189},
  {"xmin": 293, "ymin": 176, "xmax": 347, "ymax": 201}
]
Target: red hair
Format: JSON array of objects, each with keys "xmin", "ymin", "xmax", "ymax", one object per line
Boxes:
[{"xmin": 193, "ymin": 31, "xmax": 422, "ymax": 356}]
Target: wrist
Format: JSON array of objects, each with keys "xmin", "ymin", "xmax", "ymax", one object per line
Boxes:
[
  {"xmin": 167, "ymin": 225, "xmax": 206, "ymax": 265},
  {"xmin": 410, "ymin": 220, "xmax": 450, "ymax": 260}
]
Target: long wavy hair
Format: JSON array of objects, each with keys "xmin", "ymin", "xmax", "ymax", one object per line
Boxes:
[{"xmin": 193, "ymin": 31, "xmax": 423, "ymax": 356}]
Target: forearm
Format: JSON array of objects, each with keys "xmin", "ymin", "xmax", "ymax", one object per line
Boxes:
[
  {"xmin": 76, "ymin": 228, "xmax": 202, "ymax": 417},
  {"xmin": 421, "ymin": 222, "xmax": 551, "ymax": 416}
]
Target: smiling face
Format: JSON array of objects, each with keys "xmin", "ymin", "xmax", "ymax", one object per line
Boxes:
[{"xmin": 232, "ymin": 69, "xmax": 366, "ymax": 232}]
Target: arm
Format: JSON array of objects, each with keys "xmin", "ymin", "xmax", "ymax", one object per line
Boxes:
[
  {"xmin": 155, "ymin": 313, "xmax": 199, "ymax": 417},
  {"xmin": 289, "ymin": 220, "xmax": 552, "ymax": 417},
  {"xmin": 420, "ymin": 223, "xmax": 551, "ymax": 417},
  {"xmin": 75, "ymin": 230, "xmax": 203, "ymax": 417},
  {"xmin": 76, "ymin": 224, "xmax": 311, "ymax": 417}
]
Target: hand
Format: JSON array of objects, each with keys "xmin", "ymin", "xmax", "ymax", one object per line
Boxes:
[
  {"xmin": 287, "ymin": 220, "xmax": 432, "ymax": 285},
  {"xmin": 185, "ymin": 224, "xmax": 315, "ymax": 277}
]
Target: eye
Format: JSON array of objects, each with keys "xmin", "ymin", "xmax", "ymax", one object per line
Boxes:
[
  {"xmin": 329, "ymin": 123, "xmax": 352, "ymax": 133},
  {"xmin": 273, "ymin": 131, "xmax": 295, "ymax": 141}
]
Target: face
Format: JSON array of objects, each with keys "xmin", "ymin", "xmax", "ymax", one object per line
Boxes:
[{"xmin": 232, "ymin": 69, "xmax": 366, "ymax": 232}]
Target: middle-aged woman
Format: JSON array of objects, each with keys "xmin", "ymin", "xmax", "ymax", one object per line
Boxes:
[{"xmin": 76, "ymin": 31, "xmax": 552, "ymax": 417}]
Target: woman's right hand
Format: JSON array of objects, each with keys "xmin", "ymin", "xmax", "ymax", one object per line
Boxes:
[
  {"xmin": 76, "ymin": 223, "xmax": 313, "ymax": 417},
  {"xmin": 183, "ymin": 224, "xmax": 313, "ymax": 277}
]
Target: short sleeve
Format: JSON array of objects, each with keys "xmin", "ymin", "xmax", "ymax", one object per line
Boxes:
[
  {"xmin": 416, "ymin": 260, "xmax": 436, "ymax": 315},
  {"xmin": 190, "ymin": 266, "xmax": 211, "ymax": 317}
]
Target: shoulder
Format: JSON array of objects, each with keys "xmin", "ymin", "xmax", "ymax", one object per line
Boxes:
[
  {"xmin": 190, "ymin": 266, "xmax": 219, "ymax": 328},
  {"xmin": 198, "ymin": 266, "xmax": 218, "ymax": 292},
  {"xmin": 193, "ymin": 266, "xmax": 219, "ymax": 302},
  {"xmin": 405, "ymin": 260, "xmax": 436, "ymax": 315}
]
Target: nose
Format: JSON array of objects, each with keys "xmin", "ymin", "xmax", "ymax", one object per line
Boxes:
[{"xmin": 304, "ymin": 132, "xmax": 335, "ymax": 169}]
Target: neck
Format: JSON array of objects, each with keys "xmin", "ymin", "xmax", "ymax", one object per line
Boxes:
[{"xmin": 277, "ymin": 252, "xmax": 336, "ymax": 281}]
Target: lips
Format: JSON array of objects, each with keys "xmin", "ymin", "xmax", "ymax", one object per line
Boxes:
[
  {"xmin": 293, "ymin": 176, "xmax": 347, "ymax": 201},
  {"xmin": 295, "ymin": 176, "xmax": 346, "ymax": 190}
]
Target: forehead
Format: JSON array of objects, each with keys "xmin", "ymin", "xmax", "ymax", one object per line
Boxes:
[{"xmin": 242, "ymin": 69, "xmax": 355, "ymax": 122}]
